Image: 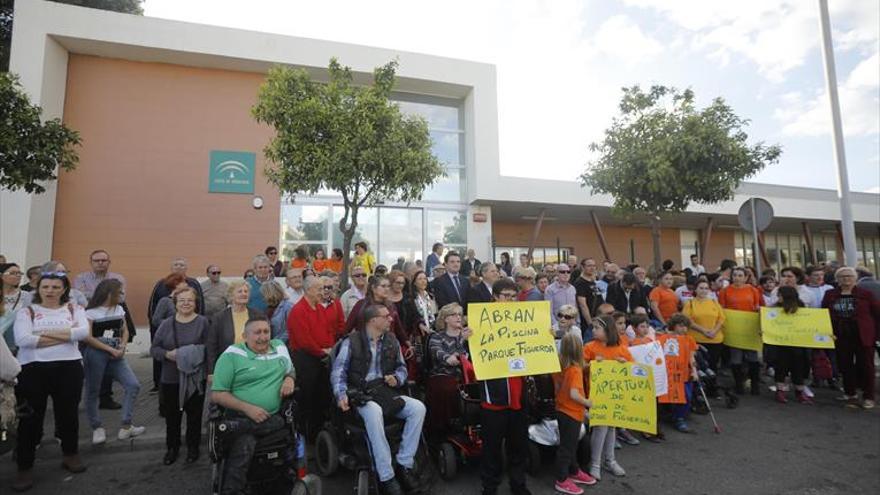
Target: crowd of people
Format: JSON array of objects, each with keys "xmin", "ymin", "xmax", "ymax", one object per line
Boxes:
[{"xmin": 0, "ymin": 243, "xmax": 878, "ymax": 495}]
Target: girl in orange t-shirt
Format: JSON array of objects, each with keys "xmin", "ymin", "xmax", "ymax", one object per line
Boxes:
[
  {"xmin": 583, "ymin": 315, "xmax": 632, "ymax": 480},
  {"xmin": 649, "ymin": 271, "xmax": 679, "ymax": 326},
  {"xmin": 311, "ymin": 248, "xmax": 329, "ymax": 273},
  {"xmin": 553, "ymin": 332, "xmax": 597, "ymax": 492},
  {"xmin": 718, "ymin": 267, "xmax": 763, "ymax": 395}
]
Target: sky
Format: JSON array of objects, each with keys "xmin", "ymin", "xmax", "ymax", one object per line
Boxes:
[{"xmin": 144, "ymin": 0, "xmax": 880, "ymax": 193}]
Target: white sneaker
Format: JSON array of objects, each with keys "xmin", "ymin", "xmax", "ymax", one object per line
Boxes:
[
  {"xmin": 92, "ymin": 427, "xmax": 107, "ymax": 445},
  {"xmin": 803, "ymin": 385, "xmax": 814, "ymax": 398},
  {"xmin": 603, "ymin": 460, "xmax": 626, "ymax": 477},
  {"xmin": 118, "ymin": 425, "xmax": 146, "ymax": 440},
  {"xmin": 588, "ymin": 464, "xmax": 601, "ymax": 481}
]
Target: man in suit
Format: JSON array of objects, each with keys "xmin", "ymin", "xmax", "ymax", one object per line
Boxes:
[
  {"xmin": 425, "ymin": 242, "xmax": 444, "ymax": 277},
  {"xmin": 433, "ymin": 251, "xmax": 469, "ymax": 312},
  {"xmin": 605, "ymin": 271, "xmax": 649, "ymax": 314},
  {"xmin": 467, "ymin": 262, "xmax": 499, "ymax": 305},
  {"xmin": 460, "ymin": 248, "xmax": 482, "ymax": 278}
]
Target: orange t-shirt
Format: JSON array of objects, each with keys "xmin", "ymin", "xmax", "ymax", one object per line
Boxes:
[
  {"xmin": 630, "ymin": 335, "xmax": 653, "ymax": 346},
  {"xmin": 324, "ymin": 259, "xmax": 343, "ymax": 274},
  {"xmin": 312, "ymin": 259, "xmax": 329, "ymax": 272},
  {"xmin": 718, "ymin": 285, "xmax": 762, "ymax": 312},
  {"xmin": 649, "ymin": 286, "xmax": 679, "ymax": 321},
  {"xmin": 657, "ymin": 333, "xmax": 697, "ymax": 404},
  {"xmin": 290, "ymin": 259, "xmax": 309, "ymax": 270},
  {"xmin": 554, "ymin": 365, "xmax": 586, "ymax": 422}
]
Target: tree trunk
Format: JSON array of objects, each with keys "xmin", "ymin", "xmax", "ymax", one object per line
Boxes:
[
  {"xmin": 338, "ymin": 203, "xmax": 358, "ymax": 291},
  {"xmin": 650, "ymin": 215, "xmax": 662, "ymax": 277}
]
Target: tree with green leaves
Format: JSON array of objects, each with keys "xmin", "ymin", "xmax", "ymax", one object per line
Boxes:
[
  {"xmin": 253, "ymin": 58, "xmax": 445, "ymax": 285},
  {"xmin": 0, "ymin": 73, "xmax": 81, "ymax": 193},
  {"xmin": 580, "ymin": 85, "xmax": 781, "ymax": 272},
  {"xmin": 1, "ymin": 0, "xmax": 143, "ymax": 72}
]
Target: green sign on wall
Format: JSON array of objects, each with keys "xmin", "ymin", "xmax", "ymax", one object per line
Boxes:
[{"xmin": 208, "ymin": 150, "xmax": 255, "ymax": 194}]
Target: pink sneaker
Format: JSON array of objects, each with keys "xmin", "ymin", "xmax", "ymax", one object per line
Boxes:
[
  {"xmin": 555, "ymin": 478, "xmax": 585, "ymax": 495},
  {"xmin": 570, "ymin": 469, "xmax": 598, "ymax": 486}
]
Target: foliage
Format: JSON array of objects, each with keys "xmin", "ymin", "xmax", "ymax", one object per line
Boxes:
[
  {"xmin": 253, "ymin": 58, "xmax": 445, "ymax": 283},
  {"xmin": 581, "ymin": 85, "xmax": 781, "ymax": 269},
  {"xmin": 443, "ymin": 212, "xmax": 467, "ymax": 245},
  {"xmin": 0, "ymin": 73, "xmax": 81, "ymax": 193},
  {"xmin": 1, "ymin": 0, "xmax": 143, "ymax": 72}
]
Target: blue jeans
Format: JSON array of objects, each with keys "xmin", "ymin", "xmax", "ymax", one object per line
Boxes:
[
  {"xmin": 356, "ymin": 396, "xmax": 425, "ymax": 482},
  {"xmin": 83, "ymin": 346, "xmax": 141, "ymax": 429}
]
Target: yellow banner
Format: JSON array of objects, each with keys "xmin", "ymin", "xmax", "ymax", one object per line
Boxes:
[
  {"xmin": 760, "ymin": 307, "xmax": 835, "ymax": 349},
  {"xmin": 467, "ymin": 301, "xmax": 560, "ymax": 380},
  {"xmin": 722, "ymin": 309, "xmax": 763, "ymax": 352},
  {"xmin": 588, "ymin": 360, "xmax": 656, "ymax": 434}
]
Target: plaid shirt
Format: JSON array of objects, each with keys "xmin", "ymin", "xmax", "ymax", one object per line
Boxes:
[{"xmin": 73, "ymin": 271, "xmax": 127, "ymax": 302}]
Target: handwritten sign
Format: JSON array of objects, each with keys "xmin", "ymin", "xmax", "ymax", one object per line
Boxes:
[
  {"xmin": 628, "ymin": 342, "xmax": 668, "ymax": 397},
  {"xmin": 761, "ymin": 307, "xmax": 834, "ymax": 349},
  {"xmin": 657, "ymin": 334, "xmax": 697, "ymax": 404},
  {"xmin": 722, "ymin": 309, "xmax": 763, "ymax": 352},
  {"xmin": 589, "ymin": 361, "xmax": 656, "ymax": 434},
  {"xmin": 467, "ymin": 301, "xmax": 560, "ymax": 380}
]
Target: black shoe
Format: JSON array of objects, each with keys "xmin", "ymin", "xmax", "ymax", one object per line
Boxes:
[
  {"xmin": 185, "ymin": 448, "xmax": 199, "ymax": 463},
  {"xmin": 163, "ymin": 448, "xmax": 179, "ymax": 465},
  {"xmin": 99, "ymin": 399, "xmax": 122, "ymax": 410},
  {"xmin": 511, "ymin": 486, "xmax": 532, "ymax": 495},
  {"xmin": 379, "ymin": 478, "xmax": 404, "ymax": 495},
  {"xmin": 395, "ymin": 465, "xmax": 422, "ymax": 494}
]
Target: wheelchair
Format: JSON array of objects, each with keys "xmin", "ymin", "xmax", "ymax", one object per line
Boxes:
[
  {"xmin": 208, "ymin": 398, "xmax": 322, "ymax": 495},
  {"xmin": 314, "ymin": 338, "xmax": 429, "ymax": 495},
  {"xmin": 429, "ymin": 354, "xmax": 483, "ymax": 480},
  {"xmin": 524, "ymin": 374, "xmax": 588, "ymax": 475}
]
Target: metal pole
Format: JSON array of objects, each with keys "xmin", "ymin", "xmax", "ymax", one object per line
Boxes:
[
  {"xmin": 750, "ymin": 198, "xmax": 762, "ymax": 275},
  {"xmin": 818, "ymin": 0, "xmax": 858, "ymax": 266}
]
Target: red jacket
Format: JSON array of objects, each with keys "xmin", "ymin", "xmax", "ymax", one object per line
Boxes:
[
  {"xmin": 821, "ymin": 286, "xmax": 880, "ymax": 347},
  {"xmin": 322, "ymin": 299, "xmax": 346, "ymax": 341},
  {"xmin": 287, "ymin": 298, "xmax": 334, "ymax": 357}
]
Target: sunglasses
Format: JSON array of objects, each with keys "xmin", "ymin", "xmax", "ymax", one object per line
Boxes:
[
  {"xmin": 210, "ymin": 271, "xmax": 222, "ymax": 275},
  {"xmin": 267, "ymin": 251, "xmax": 277, "ymax": 255},
  {"xmin": 41, "ymin": 271, "xmax": 67, "ymax": 277},
  {"xmin": 557, "ymin": 270, "xmax": 571, "ymax": 274},
  {"xmin": 557, "ymin": 313, "xmax": 575, "ymax": 320}
]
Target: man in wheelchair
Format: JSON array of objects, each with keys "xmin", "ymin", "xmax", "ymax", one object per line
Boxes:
[
  {"xmin": 330, "ymin": 304, "xmax": 426, "ymax": 495},
  {"xmin": 211, "ymin": 317, "xmax": 297, "ymax": 494}
]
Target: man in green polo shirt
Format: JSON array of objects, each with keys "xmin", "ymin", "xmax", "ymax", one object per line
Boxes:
[{"xmin": 211, "ymin": 317, "xmax": 296, "ymax": 495}]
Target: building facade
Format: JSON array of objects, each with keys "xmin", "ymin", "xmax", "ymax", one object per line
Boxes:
[{"xmin": 2, "ymin": 1, "xmax": 878, "ymax": 324}]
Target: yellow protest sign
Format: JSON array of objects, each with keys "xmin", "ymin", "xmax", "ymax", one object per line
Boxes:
[
  {"xmin": 466, "ymin": 301, "xmax": 560, "ymax": 380},
  {"xmin": 722, "ymin": 309, "xmax": 763, "ymax": 352},
  {"xmin": 588, "ymin": 360, "xmax": 656, "ymax": 434},
  {"xmin": 760, "ymin": 307, "xmax": 834, "ymax": 349}
]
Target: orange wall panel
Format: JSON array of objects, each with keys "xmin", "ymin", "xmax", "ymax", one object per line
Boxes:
[{"xmin": 54, "ymin": 55, "xmax": 280, "ymax": 324}]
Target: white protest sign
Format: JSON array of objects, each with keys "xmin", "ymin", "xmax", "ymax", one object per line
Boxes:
[{"xmin": 628, "ymin": 341, "xmax": 668, "ymax": 397}]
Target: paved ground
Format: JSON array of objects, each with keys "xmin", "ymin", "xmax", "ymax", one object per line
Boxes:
[{"xmin": 1, "ymin": 352, "xmax": 878, "ymax": 494}]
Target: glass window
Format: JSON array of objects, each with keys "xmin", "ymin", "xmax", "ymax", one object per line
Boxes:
[
  {"xmin": 281, "ymin": 243, "xmax": 327, "ymax": 262},
  {"xmin": 430, "ymin": 130, "xmax": 463, "ymax": 165},
  {"xmin": 423, "ymin": 168, "xmax": 465, "ymax": 202},
  {"xmin": 332, "ymin": 206, "xmax": 378, "ymax": 256},
  {"xmin": 395, "ymin": 100, "xmax": 460, "ymax": 130},
  {"xmin": 281, "ymin": 205, "xmax": 329, "ymax": 242},
  {"xmin": 378, "ymin": 208, "xmax": 423, "ymax": 267},
  {"xmin": 426, "ymin": 209, "xmax": 466, "ymax": 248}
]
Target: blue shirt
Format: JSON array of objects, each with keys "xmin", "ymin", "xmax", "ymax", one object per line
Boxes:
[{"xmin": 330, "ymin": 333, "xmax": 407, "ymax": 401}]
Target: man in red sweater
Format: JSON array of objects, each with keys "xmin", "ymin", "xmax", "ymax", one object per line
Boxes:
[{"xmin": 287, "ymin": 276, "xmax": 333, "ymax": 438}]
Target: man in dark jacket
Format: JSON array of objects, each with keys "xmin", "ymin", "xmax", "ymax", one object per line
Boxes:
[
  {"xmin": 467, "ymin": 262, "xmax": 499, "ymax": 305},
  {"xmin": 433, "ymin": 251, "xmax": 470, "ymax": 312},
  {"xmin": 330, "ymin": 304, "xmax": 425, "ymax": 495},
  {"xmin": 605, "ymin": 272, "xmax": 649, "ymax": 314},
  {"xmin": 476, "ymin": 278, "xmax": 531, "ymax": 495}
]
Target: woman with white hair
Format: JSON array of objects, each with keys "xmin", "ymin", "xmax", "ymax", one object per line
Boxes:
[
  {"xmin": 552, "ymin": 304, "xmax": 581, "ymax": 341},
  {"xmin": 821, "ymin": 267, "xmax": 880, "ymax": 409}
]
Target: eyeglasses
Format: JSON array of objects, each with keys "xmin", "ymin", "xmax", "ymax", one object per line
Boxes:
[
  {"xmin": 267, "ymin": 251, "xmax": 277, "ymax": 255},
  {"xmin": 352, "ymin": 273, "xmax": 366, "ymax": 278},
  {"xmin": 4, "ymin": 271, "xmax": 22, "ymax": 276},
  {"xmin": 210, "ymin": 271, "xmax": 222, "ymax": 275},
  {"xmin": 557, "ymin": 313, "xmax": 575, "ymax": 320}
]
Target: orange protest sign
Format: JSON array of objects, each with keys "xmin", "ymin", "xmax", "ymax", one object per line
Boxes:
[{"xmin": 657, "ymin": 333, "xmax": 697, "ymax": 404}]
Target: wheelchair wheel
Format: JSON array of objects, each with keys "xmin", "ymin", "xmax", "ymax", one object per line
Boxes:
[
  {"xmin": 356, "ymin": 470, "xmax": 369, "ymax": 495},
  {"xmin": 315, "ymin": 430, "xmax": 338, "ymax": 476},
  {"xmin": 525, "ymin": 441, "xmax": 541, "ymax": 475},
  {"xmin": 291, "ymin": 474, "xmax": 322, "ymax": 495},
  {"xmin": 437, "ymin": 442, "xmax": 457, "ymax": 480}
]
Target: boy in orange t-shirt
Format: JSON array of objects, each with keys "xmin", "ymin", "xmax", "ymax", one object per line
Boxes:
[{"xmin": 658, "ymin": 314, "xmax": 698, "ymax": 433}]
